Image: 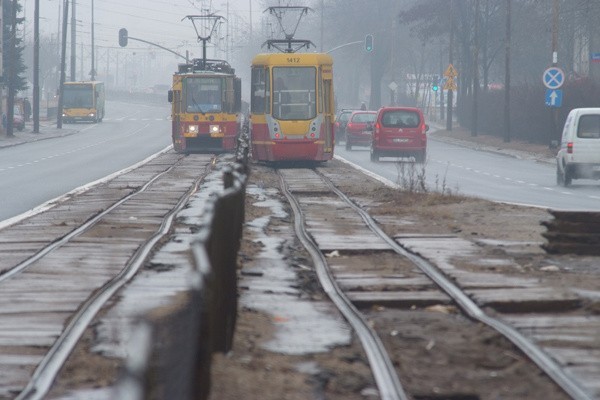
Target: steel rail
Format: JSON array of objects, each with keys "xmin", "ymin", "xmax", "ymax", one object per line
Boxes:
[
  {"xmin": 278, "ymin": 171, "xmax": 409, "ymax": 400},
  {"xmin": 16, "ymin": 157, "xmax": 215, "ymax": 400},
  {"xmin": 317, "ymin": 169, "xmax": 593, "ymax": 400},
  {"xmin": 0, "ymin": 151, "xmax": 182, "ymax": 284}
]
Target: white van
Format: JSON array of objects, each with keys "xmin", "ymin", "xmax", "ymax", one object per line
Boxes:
[{"xmin": 556, "ymin": 108, "xmax": 600, "ymax": 186}]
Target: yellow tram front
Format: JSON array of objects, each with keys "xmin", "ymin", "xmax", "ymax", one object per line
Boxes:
[
  {"xmin": 249, "ymin": 53, "xmax": 334, "ymax": 162},
  {"xmin": 169, "ymin": 59, "xmax": 242, "ymax": 153}
]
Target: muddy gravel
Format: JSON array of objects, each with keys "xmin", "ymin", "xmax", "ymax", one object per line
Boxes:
[{"xmin": 207, "ymin": 143, "xmax": 600, "ymax": 400}]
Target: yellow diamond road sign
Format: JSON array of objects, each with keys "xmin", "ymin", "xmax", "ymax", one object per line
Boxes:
[
  {"xmin": 443, "ymin": 77, "xmax": 457, "ymax": 91},
  {"xmin": 444, "ymin": 64, "xmax": 458, "ymax": 78}
]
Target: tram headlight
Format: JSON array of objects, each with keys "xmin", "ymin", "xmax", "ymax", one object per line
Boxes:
[
  {"xmin": 209, "ymin": 124, "xmax": 220, "ymax": 134},
  {"xmin": 188, "ymin": 125, "xmax": 199, "ymax": 134}
]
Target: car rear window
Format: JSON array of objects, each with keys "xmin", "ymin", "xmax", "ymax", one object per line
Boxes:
[
  {"xmin": 381, "ymin": 110, "xmax": 420, "ymax": 128},
  {"xmin": 338, "ymin": 112, "xmax": 352, "ymax": 122},
  {"xmin": 351, "ymin": 113, "xmax": 376, "ymax": 123},
  {"xmin": 577, "ymin": 115, "xmax": 600, "ymax": 139}
]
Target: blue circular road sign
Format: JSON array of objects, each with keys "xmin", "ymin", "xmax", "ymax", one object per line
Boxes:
[{"xmin": 543, "ymin": 67, "xmax": 565, "ymax": 89}]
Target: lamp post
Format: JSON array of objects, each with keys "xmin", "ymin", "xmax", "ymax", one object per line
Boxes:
[
  {"xmin": 90, "ymin": 0, "xmax": 95, "ymax": 80},
  {"xmin": 57, "ymin": 0, "xmax": 69, "ymax": 128},
  {"xmin": 34, "ymin": 0, "xmax": 40, "ymax": 133}
]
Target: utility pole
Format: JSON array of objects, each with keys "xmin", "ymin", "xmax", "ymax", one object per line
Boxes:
[
  {"xmin": 471, "ymin": 0, "xmax": 480, "ymax": 137},
  {"xmin": 57, "ymin": 0, "xmax": 69, "ymax": 128},
  {"xmin": 446, "ymin": 0, "xmax": 454, "ymax": 131},
  {"xmin": 90, "ymin": 0, "xmax": 95, "ymax": 80},
  {"xmin": 551, "ymin": 0, "xmax": 559, "ymax": 144},
  {"xmin": 7, "ymin": 0, "xmax": 18, "ymax": 138},
  {"xmin": 320, "ymin": 0, "xmax": 324, "ymax": 52},
  {"xmin": 33, "ymin": 0, "xmax": 40, "ymax": 133},
  {"xmin": 70, "ymin": 0, "xmax": 75, "ymax": 81},
  {"xmin": 0, "ymin": 0, "xmax": 4, "ymax": 136},
  {"xmin": 503, "ymin": 0, "xmax": 511, "ymax": 143},
  {"xmin": 248, "ymin": 0, "xmax": 252, "ymax": 39}
]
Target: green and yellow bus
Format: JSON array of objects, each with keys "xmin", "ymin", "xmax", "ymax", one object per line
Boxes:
[{"xmin": 62, "ymin": 81, "xmax": 105, "ymax": 123}]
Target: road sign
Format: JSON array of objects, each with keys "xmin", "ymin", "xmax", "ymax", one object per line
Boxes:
[
  {"xmin": 444, "ymin": 64, "xmax": 458, "ymax": 78},
  {"xmin": 388, "ymin": 81, "xmax": 398, "ymax": 91},
  {"xmin": 443, "ymin": 77, "xmax": 457, "ymax": 91},
  {"xmin": 591, "ymin": 53, "xmax": 600, "ymax": 64},
  {"xmin": 543, "ymin": 67, "xmax": 564, "ymax": 89},
  {"xmin": 545, "ymin": 89, "xmax": 562, "ymax": 107}
]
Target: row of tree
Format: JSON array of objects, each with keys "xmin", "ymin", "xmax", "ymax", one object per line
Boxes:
[{"xmin": 302, "ymin": 0, "xmax": 600, "ymax": 144}]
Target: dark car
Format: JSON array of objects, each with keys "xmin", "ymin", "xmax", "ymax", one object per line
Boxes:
[
  {"xmin": 334, "ymin": 109, "xmax": 356, "ymax": 144},
  {"xmin": 345, "ymin": 111, "xmax": 376, "ymax": 150},
  {"xmin": 368, "ymin": 107, "xmax": 428, "ymax": 163}
]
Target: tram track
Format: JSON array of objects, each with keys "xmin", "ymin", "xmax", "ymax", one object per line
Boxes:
[
  {"xmin": 0, "ymin": 152, "xmax": 215, "ymax": 399},
  {"xmin": 276, "ymin": 166, "xmax": 596, "ymax": 400}
]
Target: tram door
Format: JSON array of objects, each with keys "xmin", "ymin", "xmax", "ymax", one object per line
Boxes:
[{"xmin": 322, "ymin": 69, "xmax": 334, "ymax": 153}]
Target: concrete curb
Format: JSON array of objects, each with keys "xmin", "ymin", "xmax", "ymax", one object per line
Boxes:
[
  {"xmin": 0, "ymin": 120, "xmax": 80, "ymax": 149},
  {"xmin": 427, "ymin": 121, "xmax": 556, "ymax": 165}
]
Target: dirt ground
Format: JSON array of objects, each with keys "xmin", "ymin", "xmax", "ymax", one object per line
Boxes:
[{"xmin": 207, "ymin": 128, "xmax": 599, "ymax": 400}]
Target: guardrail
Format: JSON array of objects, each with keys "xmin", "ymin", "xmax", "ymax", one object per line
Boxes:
[
  {"xmin": 542, "ymin": 210, "xmax": 600, "ymax": 256},
  {"xmin": 116, "ymin": 142, "xmax": 249, "ymax": 400}
]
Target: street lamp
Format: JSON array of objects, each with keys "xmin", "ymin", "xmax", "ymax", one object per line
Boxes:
[{"xmin": 90, "ymin": 0, "xmax": 96, "ymax": 80}]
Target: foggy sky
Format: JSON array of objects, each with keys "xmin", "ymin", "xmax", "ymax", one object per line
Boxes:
[{"xmin": 21, "ymin": 0, "xmax": 256, "ymax": 53}]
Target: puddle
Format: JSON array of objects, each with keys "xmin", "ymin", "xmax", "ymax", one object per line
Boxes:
[
  {"xmin": 52, "ymin": 387, "xmax": 115, "ymax": 400},
  {"xmin": 242, "ymin": 184, "xmax": 352, "ymax": 355}
]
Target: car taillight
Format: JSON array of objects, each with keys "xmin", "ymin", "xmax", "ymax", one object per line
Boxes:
[
  {"xmin": 374, "ymin": 122, "xmax": 381, "ymax": 138},
  {"xmin": 347, "ymin": 122, "xmax": 353, "ymax": 129},
  {"xmin": 567, "ymin": 142, "xmax": 573, "ymax": 154},
  {"xmin": 335, "ymin": 121, "xmax": 340, "ymax": 128}
]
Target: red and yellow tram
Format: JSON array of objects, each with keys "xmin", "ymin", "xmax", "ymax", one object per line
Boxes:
[
  {"xmin": 249, "ymin": 53, "xmax": 335, "ymax": 162},
  {"xmin": 168, "ymin": 59, "xmax": 242, "ymax": 153}
]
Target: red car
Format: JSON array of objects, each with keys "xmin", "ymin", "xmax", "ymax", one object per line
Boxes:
[
  {"xmin": 369, "ymin": 107, "xmax": 428, "ymax": 163},
  {"xmin": 345, "ymin": 111, "xmax": 376, "ymax": 150}
]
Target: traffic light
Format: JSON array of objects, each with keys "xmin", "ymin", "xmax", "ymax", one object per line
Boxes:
[
  {"xmin": 431, "ymin": 75, "xmax": 439, "ymax": 92},
  {"xmin": 119, "ymin": 28, "xmax": 128, "ymax": 47},
  {"xmin": 365, "ymin": 34, "xmax": 374, "ymax": 52}
]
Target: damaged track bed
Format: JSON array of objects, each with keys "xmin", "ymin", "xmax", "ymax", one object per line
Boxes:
[{"xmin": 275, "ymin": 164, "xmax": 598, "ymax": 400}]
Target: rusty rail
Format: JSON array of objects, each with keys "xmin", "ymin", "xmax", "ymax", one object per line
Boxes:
[{"xmin": 542, "ymin": 210, "xmax": 600, "ymax": 256}]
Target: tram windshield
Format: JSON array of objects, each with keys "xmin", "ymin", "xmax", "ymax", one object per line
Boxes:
[
  {"xmin": 185, "ymin": 77, "xmax": 223, "ymax": 113},
  {"xmin": 272, "ymin": 67, "xmax": 316, "ymax": 120}
]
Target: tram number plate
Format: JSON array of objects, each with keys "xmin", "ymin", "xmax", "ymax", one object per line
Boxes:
[
  {"xmin": 210, "ymin": 132, "xmax": 225, "ymax": 138},
  {"xmin": 183, "ymin": 132, "xmax": 198, "ymax": 138}
]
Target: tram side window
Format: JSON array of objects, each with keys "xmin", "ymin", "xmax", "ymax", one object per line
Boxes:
[
  {"xmin": 251, "ymin": 68, "xmax": 267, "ymax": 114},
  {"xmin": 224, "ymin": 78, "xmax": 234, "ymax": 113}
]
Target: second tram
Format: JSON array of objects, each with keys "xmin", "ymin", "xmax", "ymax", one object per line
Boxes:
[
  {"xmin": 249, "ymin": 52, "xmax": 335, "ymax": 162},
  {"xmin": 168, "ymin": 59, "xmax": 242, "ymax": 153}
]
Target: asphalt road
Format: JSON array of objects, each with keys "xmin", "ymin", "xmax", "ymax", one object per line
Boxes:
[
  {"xmin": 0, "ymin": 100, "xmax": 172, "ymax": 223},
  {"xmin": 335, "ymin": 136, "xmax": 600, "ymax": 211}
]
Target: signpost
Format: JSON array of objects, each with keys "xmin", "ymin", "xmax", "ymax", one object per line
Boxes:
[
  {"xmin": 543, "ymin": 67, "xmax": 564, "ymax": 109},
  {"xmin": 543, "ymin": 67, "xmax": 564, "ymax": 90},
  {"xmin": 545, "ymin": 89, "xmax": 562, "ymax": 107},
  {"xmin": 443, "ymin": 64, "xmax": 458, "ymax": 91}
]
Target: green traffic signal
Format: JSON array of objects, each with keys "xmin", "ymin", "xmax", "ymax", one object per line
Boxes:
[
  {"xmin": 365, "ymin": 34, "xmax": 374, "ymax": 52},
  {"xmin": 432, "ymin": 75, "xmax": 439, "ymax": 91}
]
